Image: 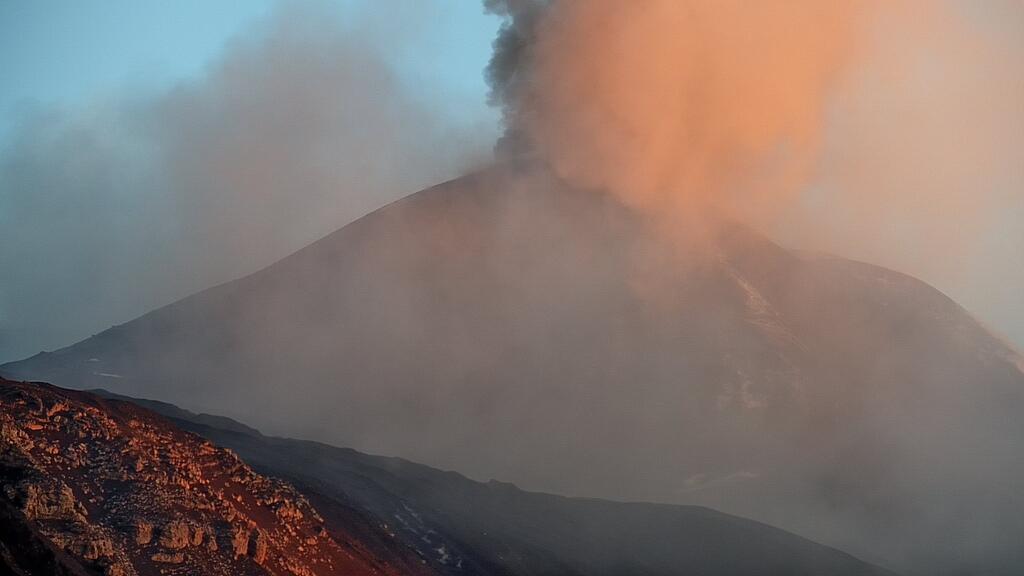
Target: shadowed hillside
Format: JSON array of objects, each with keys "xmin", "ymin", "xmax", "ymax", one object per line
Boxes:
[
  {"xmin": 92, "ymin": 386, "xmax": 897, "ymax": 576},
  {"xmin": 5, "ymin": 167, "xmax": 1024, "ymax": 574}
]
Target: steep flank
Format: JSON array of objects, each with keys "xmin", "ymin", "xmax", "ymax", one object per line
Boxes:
[
  {"xmin": 0, "ymin": 377, "xmax": 432, "ymax": 576},
  {"xmin": 5, "ymin": 167, "xmax": 1023, "ymax": 574},
  {"xmin": 96, "ymin": 388, "xmax": 897, "ymax": 576}
]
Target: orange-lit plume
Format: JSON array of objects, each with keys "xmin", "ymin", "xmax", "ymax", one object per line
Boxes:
[
  {"xmin": 488, "ymin": 0, "xmax": 1024, "ymax": 339},
  {"xmin": 492, "ymin": 0, "xmax": 876, "ymax": 228}
]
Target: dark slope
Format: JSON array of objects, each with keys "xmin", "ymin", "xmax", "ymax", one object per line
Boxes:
[
  {"xmin": 0, "ymin": 378, "xmax": 434, "ymax": 576},
  {"xmin": 93, "ymin": 388, "xmax": 896, "ymax": 576},
  {"xmin": 5, "ymin": 167, "xmax": 1024, "ymax": 574}
]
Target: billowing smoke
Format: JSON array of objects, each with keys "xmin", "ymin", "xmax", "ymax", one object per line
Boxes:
[
  {"xmin": 784, "ymin": 0, "xmax": 1024, "ymax": 348},
  {"xmin": 2, "ymin": 2, "xmax": 1023, "ymax": 574},
  {"xmin": 0, "ymin": 2, "xmax": 494, "ymax": 363},
  {"xmin": 473, "ymin": 2, "xmax": 1024, "ymax": 571},
  {"xmin": 486, "ymin": 0, "xmax": 871, "ymax": 227},
  {"xmin": 486, "ymin": 0, "xmax": 1024, "ymax": 347}
]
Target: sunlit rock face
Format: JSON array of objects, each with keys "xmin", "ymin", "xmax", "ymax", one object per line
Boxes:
[
  {"xmin": 5, "ymin": 167, "xmax": 1024, "ymax": 574},
  {"xmin": 0, "ymin": 377, "xmax": 432, "ymax": 576}
]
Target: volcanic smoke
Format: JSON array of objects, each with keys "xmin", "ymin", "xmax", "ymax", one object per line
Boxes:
[
  {"xmin": 488, "ymin": 0, "xmax": 874, "ymax": 227},
  {"xmin": 487, "ymin": 0, "xmax": 1024, "ymax": 338}
]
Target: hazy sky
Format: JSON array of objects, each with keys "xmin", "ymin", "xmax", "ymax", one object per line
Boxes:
[
  {"xmin": 2, "ymin": 4, "xmax": 1021, "ymax": 573},
  {"xmin": 0, "ymin": 1, "xmax": 270, "ymax": 141},
  {"xmin": 1, "ymin": 1, "xmax": 1021, "ymax": 363},
  {"xmin": 0, "ymin": 0, "xmax": 501, "ymax": 362},
  {"xmin": 0, "ymin": 0, "xmax": 497, "ymax": 142}
]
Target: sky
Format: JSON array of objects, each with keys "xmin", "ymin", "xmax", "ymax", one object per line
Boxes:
[
  {"xmin": 0, "ymin": 1, "xmax": 269, "ymax": 141},
  {"xmin": 1, "ymin": 4, "xmax": 1021, "ymax": 573},
  {"xmin": 0, "ymin": 1, "xmax": 498, "ymax": 142},
  {"xmin": 0, "ymin": 0, "xmax": 502, "ymax": 362},
  {"xmin": 1, "ymin": 1, "xmax": 1022, "ymax": 363}
]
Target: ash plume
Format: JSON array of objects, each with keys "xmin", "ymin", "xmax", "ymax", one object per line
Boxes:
[
  {"xmin": 486, "ymin": 0, "xmax": 1024, "ymax": 346},
  {"xmin": 1, "ymin": 2, "xmax": 1022, "ymax": 573},
  {"xmin": 486, "ymin": 0, "xmax": 873, "ymax": 226},
  {"xmin": 483, "ymin": 0, "xmax": 547, "ymax": 157}
]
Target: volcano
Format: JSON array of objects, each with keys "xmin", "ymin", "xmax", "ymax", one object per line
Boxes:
[{"xmin": 5, "ymin": 166, "xmax": 1024, "ymax": 574}]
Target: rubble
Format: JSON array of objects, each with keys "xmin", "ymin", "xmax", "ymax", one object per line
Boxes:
[{"xmin": 0, "ymin": 378, "xmax": 416, "ymax": 575}]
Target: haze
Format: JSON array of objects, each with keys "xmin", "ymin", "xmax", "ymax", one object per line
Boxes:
[
  {"xmin": 3, "ymin": 3, "xmax": 1024, "ymax": 575},
  {"xmin": 1, "ymin": 1, "xmax": 1022, "ymax": 363}
]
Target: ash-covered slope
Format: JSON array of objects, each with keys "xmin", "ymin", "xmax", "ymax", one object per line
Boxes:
[
  {"xmin": 5, "ymin": 167, "xmax": 1024, "ymax": 574},
  {"xmin": 0, "ymin": 377, "xmax": 432, "ymax": 576},
  {"xmin": 93, "ymin": 388, "xmax": 896, "ymax": 576}
]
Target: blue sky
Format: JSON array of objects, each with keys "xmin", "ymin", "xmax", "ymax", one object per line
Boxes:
[{"xmin": 0, "ymin": 0, "xmax": 501, "ymax": 143}]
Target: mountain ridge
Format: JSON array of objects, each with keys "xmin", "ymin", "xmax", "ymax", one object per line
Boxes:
[
  {"xmin": 86, "ymin": 384, "xmax": 898, "ymax": 576},
  {"xmin": 4, "ymin": 167, "xmax": 1023, "ymax": 574},
  {"xmin": 0, "ymin": 377, "xmax": 433, "ymax": 576}
]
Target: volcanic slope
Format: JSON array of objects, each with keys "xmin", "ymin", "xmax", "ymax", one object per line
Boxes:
[
  {"xmin": 0, "ymin": 377, "xmax": 432, "ymax": 576},
  {"xmin": 5, "ymin": 166, "xmax": 1024, "ymax": 574},
  {"xmin": 91, "ymin": 386, "xmax": 896, "ymax": 576}
]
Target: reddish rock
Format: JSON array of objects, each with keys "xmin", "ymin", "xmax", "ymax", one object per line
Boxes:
[
  {"xmin": 158, "ymin": 519, "xmax": 191, "ymax": 550},
  {"xmin": 231, "ymin": 526, "xmax": 250, "ymax": 558},
  {"xmin": 252, "ymin": 528, "xmax": 270, "ymax": 564},
  {"xmin": 0, "ymin": 378, "xmax": 434, "ymax": 576},
  {"xmin": 134, "ymin": 520, "xmax": 152, "ymax": 545},
  {"xmin": 151, "ymin": 551, "xmax": 184, "ymax": 564}
]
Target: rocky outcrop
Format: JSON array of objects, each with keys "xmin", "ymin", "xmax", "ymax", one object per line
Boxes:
[
  {"xmin": 17, "ymin": 480, "xmax": 86, "ymax": 522},
  {"xmin": 232, "ymin": 525, "xmax": 250, "ymax": 558},
  {"xmin": 0, "ymin": 377, "xmax": 431, "ymax": 576},
  {"xmin": 157, "ymin": 519, "xmax": 191, "ymax": 550},
  {"xmin": 133, "ymin": 520, "xmax": 152, "ymax": 545}
]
